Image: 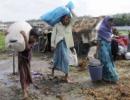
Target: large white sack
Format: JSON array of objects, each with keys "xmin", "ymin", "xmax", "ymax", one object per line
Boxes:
[{"xmin": 5, "ymin": 22, "xmax": 32, "ymax": 52}]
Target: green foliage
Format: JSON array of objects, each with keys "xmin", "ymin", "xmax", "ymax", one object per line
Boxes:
[
  {"xmin": 113, "ymin": 13, "xmax": 130, "ymax": 26},
  {"xmin": 0, "ymin": 32, "xmax": 5, "ymax": 50}
]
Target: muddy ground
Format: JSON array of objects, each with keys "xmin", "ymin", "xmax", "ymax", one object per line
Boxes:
[{"xmin": 0, "ymin": 53, "xmax": 130, "ymax": 100}]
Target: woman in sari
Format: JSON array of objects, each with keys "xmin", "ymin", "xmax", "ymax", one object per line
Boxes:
[{"xmin": 98, "ymin": 16, "xmax": 119, "ymax": 83}]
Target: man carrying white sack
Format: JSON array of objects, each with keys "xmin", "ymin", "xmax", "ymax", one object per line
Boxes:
[{"xmin": 51, "ymin": 9, "xmax": 77, "ymax": 83}]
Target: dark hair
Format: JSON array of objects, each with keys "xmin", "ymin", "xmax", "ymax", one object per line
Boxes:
[
  {"xmin": 60, "ymin": 14, "xmax": 71, "ymax": 22},
  {"xmin": 29, "ymin": 28, "xmax": 39, "ymax": 39},
  {"xmin": 128, "ymin": 31, "xmax": 130, "ymax": 38},
  {"xmin": 108, "ymin": 18, "xmax": 113, "ymax": 22}
]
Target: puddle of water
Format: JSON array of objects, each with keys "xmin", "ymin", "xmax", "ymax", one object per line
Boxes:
[
  {"xmin": 0, "ymin": 58, "xmax": 18, "ymax": 87},
  {"xmin": 0, "ymin": 58, "xmax": 18, "ymax": 75}
]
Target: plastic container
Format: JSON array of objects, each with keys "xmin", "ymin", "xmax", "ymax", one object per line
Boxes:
[
  {"xmin": 41, "ymin": 1, "xmax": 74, "ymax": 26},
  {"xmin": 89, "ymin": 58, "xmax": 101, "ymax": 66},
  {"xmin": 88, "ymin": 65, "xmax": 103, "ymax": 81}
]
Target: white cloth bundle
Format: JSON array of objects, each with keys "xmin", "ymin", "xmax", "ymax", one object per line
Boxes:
[{"xmin": 5, "ymin": 21, "xmax": 32, "ymax": 51}]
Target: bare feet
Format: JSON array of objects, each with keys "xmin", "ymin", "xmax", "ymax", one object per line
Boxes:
[
  {"xmin": 22, "ymin": 97, "xmax": 30, "ymax": 100},
  {"xmin": 23, "ymin": 92, "xmax": 28, "ymax": 98},
  {"xmin": 65, "ymin": 78, "xmax": 74, "ymax": 83},
  {"xmin": 63, "ymin": 76, "xmax": 74, "ymax": 83},
  {"xmin": 102, "ymin": 79, "xmax": 118, "ymax": 84},
  {"xmin": 23, "ymin": 89, "xmax": 28, "ymax": 100}
]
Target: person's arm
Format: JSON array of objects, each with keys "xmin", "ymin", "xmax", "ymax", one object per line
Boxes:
[
  {"xmin": 20, "ymin": 31, "xmax": 28, "ymax": 49},
  {"xmin": 51, "ymin": 26, "xmax": 57, "ymax": 48},
  {"xmin": 98, "ymin": 29, "xmax": 112, "ymax": 42},
  {"xmin": 70, "ymin": 10, "xmax": 77, "ymax": 18},
  {"xmin": 5, "ymin": 30, "xmax": 8, "ymax": 36},
  {"xmin": 94, "ymin": 41, "xmax": 99, "ymax": 58},
  {"xmin": 73, "ymin": 18, "xmax": 87, "ymax": 33},
  {"xmin": 70, "ymin": 10, "xmax": 77, "ymax": 25}
]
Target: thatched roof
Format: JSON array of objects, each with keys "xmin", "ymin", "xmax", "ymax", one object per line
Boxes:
[
  {"xmin": 73, "ymin": 16, "xmax": 104, "ymax": 34},
  {"xmin": 72, "ymin": 16, "xmax": 104, "ymax": 43}
]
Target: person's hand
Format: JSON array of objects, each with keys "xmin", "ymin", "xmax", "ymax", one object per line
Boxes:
[
  {"xmin": 107, "ymin": 38, "xmax": 112, "ymax": 42},
  {"xmin": 74, "ymin": 26, "xmax": 81, "ymax": 33},
  {"xmin": 112, "ymin": 35, "xmax": 119, "ymax": 39},
  {"xmin": 5, "ymin": 31, "xmax": 8, "ymax": 36},
  {"xmin": 112, "ymin": 37, "xmax": 116, "ymax": 41},
  {"xmin": 51, "ymin": 47, "xmax": 55, "ymax": 52},
  {"xmin": 94, "ymin": 53, "xmax": 98, "ymax": 58},
  {"xmin": 70, "ymin": 47, "xmax": 75, "ymax": 53},
  {"xmin": 20, "ymin": 31, "xmax": 26, "ymax": 37},
  {"xmin": 112, "ymin": 36, "xmax": 119, "ymax": 41},
  {"xmin": 20, "ymin": 31, "xmax": 28, "ymax": 48}
]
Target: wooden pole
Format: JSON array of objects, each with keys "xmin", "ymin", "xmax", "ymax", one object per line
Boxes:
[{"xmin": 13, "ymin": 50, "xmax": 16, "ymax": 75}]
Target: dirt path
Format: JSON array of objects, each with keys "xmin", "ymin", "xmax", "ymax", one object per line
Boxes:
[{"xmin": 0, "ymin": 54, "xmax": 130, "ymax": 100}]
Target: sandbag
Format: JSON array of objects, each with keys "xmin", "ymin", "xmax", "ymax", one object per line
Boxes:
[
  {"xmin": 5, "ymin": 21, "xmax": 32, "ymax": 52},
  {"xmin": 41, "ymin": 1, "xmax": 74, "ymax": 26}
]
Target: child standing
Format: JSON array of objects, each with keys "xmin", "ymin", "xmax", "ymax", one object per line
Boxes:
[{"xmin": 18, "ymin": 28, "xmax": 39, "ymax": 99}]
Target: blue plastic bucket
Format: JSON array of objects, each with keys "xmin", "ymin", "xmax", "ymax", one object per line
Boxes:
[{"xmin": 88, "ymin": 65, "xmax": 103, "ymax": 81}]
